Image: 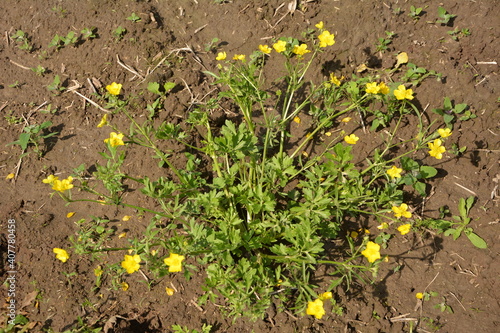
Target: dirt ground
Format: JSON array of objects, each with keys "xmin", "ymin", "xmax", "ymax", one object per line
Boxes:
[{"xmin": 1, "ymin": 0, "xmax": 499, "ymax": 332}]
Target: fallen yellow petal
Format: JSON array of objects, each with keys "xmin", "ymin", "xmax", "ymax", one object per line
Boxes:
[
  {"xmin": 66, "ymin": 212, "xmax": 75, "ymax": 218},
  {"xmin": 5, "ymin": 173, "xmax": 15, "ymax": 180}
]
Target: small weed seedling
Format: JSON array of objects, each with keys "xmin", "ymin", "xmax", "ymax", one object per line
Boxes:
[
  {"xmin": 10, "ymin": 30, "xmax": 33, "ymax": 52},
  {"xmin": 7, "ymin": 121, "xmax": 58, "ymax": 158},
  {"xmin": 447, "ymin": 28, "xmax": 471, "ymax": 41},
  {"xmin": 31, "ymin": 65, "xmax": 46, "ymax": 76},
  {"xmin": 408, "ymin": 5, "xmax": 426, "ymax": 21},
  {"xmin": 171, "ymin": 324, "xmax": 213, "ymax": 333},
  {"xmin": 126, "ymin": 13, "xmax": 141, "ymax": 22},
  {"xmin": 81, "ymin": 27, "xmax": 98, "ymax": 40},
  {"xmin": 112, "ymin": 26, "xmax": 127, "ymax": 41},
  {"xmin": 420, "ymin": 196, "xmax": 487, "ymax": 249},
  {"xmin": 8, "ymin": 81, "xmax": 24, "ymax": 89},
  {"xmin": 51, "ymin": 5, "xmax": 67, "ymax": 18},
  {"xmin": 402, "ymin": 62, "xmax": 442, "ymax": 85},
  {"xmin": 146, "ymin": 81, "xmax": 176, "ymax": 119},
  {"xmin": 204, "ymin": 37, "xmax": 220, "ymax": 52},
  {"xmin": 375, "ymin": 31, "xmax": 396, "ymax": 52},
  {"xmin": 39, "ymin": 104, "xmax": 59, "ymax": 115},
  {"xmin": 4, "ymin": 111, "xmax": 23, "ymax": 125},
  {"xmin": 47, "ymin": 75, "xmax": 66, "ymax": 95},
  {"xmin": 432, "ymin": 97, "xmax": 470, "ymax": 128},
  {"xmin": 436, "ymin": 6, "xmax": 456, "ymax": 26},
  {"xmin": 48, "ymin": 31, "xmax": 78, "ymax": 50}
]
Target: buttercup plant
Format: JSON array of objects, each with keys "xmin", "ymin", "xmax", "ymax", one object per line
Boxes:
[{"xmin": 43, "ymin": 23, "xmax": 476, "ymax": 320}]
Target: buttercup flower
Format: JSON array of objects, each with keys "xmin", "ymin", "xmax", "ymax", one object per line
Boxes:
[
  {"xmin": 97, "ymin": 114, "xmax": 108, "ymax": 128},
  {"xmin": 163, "ymin": 253, "xmax": 185, "ymax": 272},
  {"xmin": 416, "ymin": 292, "xmax": 424, "ymax": 299},
  {"xmin": 293, "ymin": 116, "xmax": 301, "ymax": 124},
  {"xmin": 365, "ymin": 82, "xmax": 380, "ymax": 94},
  {"xmin": 392, "ymin": 203, "xmax": 412, "ymax": 218},
  {"xmin": 104, "ymin": 132, "xmax": 125, "ymax": 147},
  {"xmin": 387, "ymin": 165, "xmax": 403, "ymax": 179},
  {"xmin": 437, "ymin": 128, "xmax": 452, "ymax": 138},
  {"xmin": 306, "ymin": 298, "xmax": 325, "ymax": 319},
  {"xmin": 361, "ymin": 241, "xmax": 381, "ymax": 263},
  {"xmin": 233, "ymin": 54, "xmax": 246, "ymax": 61},
  {"xmin": 216, "ymin": 51, "xmax": 227, "ymax": 61},
  {"xmin": 329, "ymin": 73, "xmax": 342, "ymax": 86},
  {"xmin": 394, "ymin": 85, "xmax": 414, "ymax": 100},
  {"xmin": 292, "ymin": 43, "xmax": 311, "ymax": 56},
  {"xmin": 428, "ymin": 139, "xmax": 446, "ymax": 159},
  {"xmin": 344, "ymin": 134, "xmax": 359, "ymax": 145},
  {"xmin": 273, "ymin": 40, "xmax": 287, "ymax": 53},
  {"xmin": 94, "ymin": 266, "xmax": 103, "ymax": 277},
  {"xmin": 121, "ymin": 254, "xmax": 141, "ymax": 274},
  {"xmin": 42, "ymin": 175, "xmax": 59, "ymax": 185},
  {"xmin": 106, "ymin": 82, "xmax": 122, "ymax": 96},
  {"xmin": 319, "ymin": 292, "xmax": 333, "ymax": 301},
  {"xmin": 377, "ymin": 222, "xmax": 389, "ymax": 230},
  {"xmin": 318, "ymin": 30, "xmax": 335, "ymax": 47},
  {"xmin": 378, "ymin": 82, "xmax": 390, "ymax": 95},
  {"xmin": 397, "ymin": 224, "xmax": 412, "ymax": 235},
  {"xmin": 315, "ymin": 21, "xmax": 324, "ymax": 29},
  {"xmin": 258, "ymin": 45, "xmax": 272, "ymax": 54},
  {"xmin": 53, "ymin": 248, "xmax": 70, "ymax": 262},
  {"xmin": 52, "ymin": 176, "xmax": 74, "ymax": 192},
  {"xmin": 121, "ymin": 282, "xmax": 129, "ymax": 291}
]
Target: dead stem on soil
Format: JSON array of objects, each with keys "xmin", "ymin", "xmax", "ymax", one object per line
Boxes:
[{"xmin": 116, "ymin": 55, "xmax": 144, "ymax": 81}]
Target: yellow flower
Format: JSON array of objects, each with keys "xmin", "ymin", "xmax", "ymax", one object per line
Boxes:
[
  {"xmin": 341, "ymin": 117, "xmax": 351, "ymax": 123},
  {"xmin": 365, "ymin": 82, "xmax": 380, "ymax": 94},
  {"xmin": 118, "ymin": 232, "xmax": 127, "ymax": 239},
  {"xmin": 121, "ymin": 282, "xmax": 129, "ymax": 291},
  {"xmin": 319, "ymin": 292, "xmax": 333, "ymax": 301},
  {"xmin": 292, "ymin": 43, "xmax": 311, "ymax": 56},
  {"xmin": 293, "ymin": 116, "xmax": 301, "ymax": 124},
  {"xmin": 344, "ymin": 134, "xmax": 359, "ymax": 145},
  {"xmin": 329, "ymin": 73, "xmax": 342, "ymax": 86},
  {"xmin": 361, "ymin": 241, "xmax": 381, "ymax": 263},
  {"xmin": 387, "ymin": 165, "xmax": 403, "ymax": 179},
  {"xmin": 306, "ymin": 299, "xmax": 325, "ymax": 319},
  {"xmin": 94, "ymin": 266, "xmax": 103, "ymax": 277},
  {"xmin": 392, "ymin": 203, "xmax": 412, "ymax": 218},
  {"xmin": 106, "ymin": 82, "xmax": 122, "ymax": 96},
  {"xmin": 378, "ymin": 82, "xmax": 390, "ymax": 95},
  {"xmin": 42, "ymin": 175, "xmax": 59, "ymax": 185},
  {"xmin": 394, "ymin": 85, "xmax": 414, "ymax": 100},
  {"xmin": 437, "ymin": 128, "xmax": 452, "ymax": 138},
  {"xmin": 273, "ymin": 40, "xmax": 287, "ymax": 53},
  {"xmin": 377, "ymin": 222, "xmax": 389, "ymax": 230},
  {"xmin": 216, "ymin": 51, "xmax": 227, "ymax": 61},
  {"xmin": 258, "ymin": 45, "xmax": 272, "ymax": 54},
  {"xmin": 165, "ymin": 287, "xmax": 175, "ymax": 296},
  {"xmin": 395, "ymin": 52, "xmax": 409, "ymax": 68},
  {"xmin": 97, "ymin": 114, "xmax": 108, "ymax": 128},
  {"xmin": 53, "ymin": 248, "xmax": 70, "ymax": 263},
  {"xmin": 233, "ymin": 54, "xmax": 246, "ymax": 61},
  {"xmin": 416, "ymin": 292, "xmax": 424, "ymax": 299},
  {"xmin": 163, "ymin": 253, "xmax": 185, "ymax": 272},
  {"xmin": 397, "ymin": 223, "xmax": 412, "ymax": 235},
  {"xmin": 428, "ymin": 139, "xmax": 446, "ymax": 159},
  {"xmin": 66, "ymin": 212, "xmax": 75, "ymax": 218},
  {"xmin": 5, "ymin": 173, "xmax": 15, "ymax": 180},
  {"xmin": 318, "ymin": 30, "xmax": 335, "ymax": 47},
  {"xmin": 52, "ymin": 176, "xmax": 74, "ymax": 192},
  {"xmin": 122, "ymin": 215, "xmax": 131, "ymax": 221},
  {"xmin": 121, "ymin": 254, "xmax": 141, "ymax": 274},
  {"xmin": 104, "ymin": 132, "xmax": 125, "ymax": 147},
  {"xmin": 315, "ymin": 21, "xmax": 324, "ymax": 29}
]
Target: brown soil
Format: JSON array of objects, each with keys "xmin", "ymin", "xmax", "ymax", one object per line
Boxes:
[{"xmin": 1, "ymin": 1, "xmax": 499, "ymax": 332}]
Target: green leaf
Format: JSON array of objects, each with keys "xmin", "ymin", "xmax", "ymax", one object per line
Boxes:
[
  {"xmin": 419, "ymin": 165, "xmax": 437, "ymax": 179},
  {"xmin": 414, "ymin": 181, "xmax": 427, "ymax": 196},
  {"xmin": 465, "ymin": 230, "xmax": 487, "ymax": 249},
  {"xmin": 147, "ymin": 82, "xmax": 161, "ymax": 95},
  {"xmin": 164, "ymin": 82, "xmax": 176, "ymax": 92}
]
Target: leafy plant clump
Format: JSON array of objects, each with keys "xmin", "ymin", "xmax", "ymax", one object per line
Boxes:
[{"xmin": 44, "ymin": 23, "xmax": 481, "ymax": 321}]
